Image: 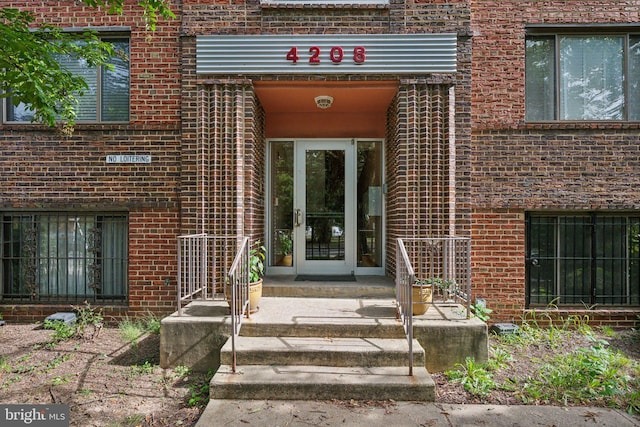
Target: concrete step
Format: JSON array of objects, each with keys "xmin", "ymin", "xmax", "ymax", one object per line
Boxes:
[
  {"xmin": 220, "ymin": 337, "xmax": 424, "ymax": 367},
  {"xmin": 238, "ymin": 321, "xmax": 404, "ymax": 339},
  {"xmin": 263, "ymin": 281, "xmax": 395, "ymax": 299},
  {"xmin": 211, "ymin": 364, "xmax": 435, "ymax": 401}
]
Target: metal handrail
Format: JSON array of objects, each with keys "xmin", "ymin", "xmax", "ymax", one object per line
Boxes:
[
  {"xmin": 396, "ymin": 238, "xmax": 415, "ymax": 376},
  {"xmin": 227, "ymin": 236, "xmax": 250, "ymax": 373},
  {"xmin": 396, "ymin": 236, "xmax": 473, "ymax": 376},
  {"xmin": 177, "ymin": 233, "xmax": 209, "ymax": 316},
  {"xmin": 176, "ymin": 234, "xmax": 238, "ymax": 315}
]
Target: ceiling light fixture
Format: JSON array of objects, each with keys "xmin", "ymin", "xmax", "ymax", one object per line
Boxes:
[{"xmin": 314, "ymin": 95, "xmax": 334, "ymax": 109}]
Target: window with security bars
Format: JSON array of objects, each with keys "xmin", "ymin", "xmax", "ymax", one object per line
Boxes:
[
  {"xmin": 5, "ymin": 37, "xmax": 130, "ymax": 123},
  {"xmin": 526, "ymin": 213, "xmax": 640, "ymax": 307},
  {"xmin": 1, "ymin": 213, "xmax": 128, "ymax": 303}
]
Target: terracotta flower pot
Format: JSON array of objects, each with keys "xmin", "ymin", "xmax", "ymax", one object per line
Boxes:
[{"xmin": 412, "ymin": 284, "xmax": 433, "ymax": 315}]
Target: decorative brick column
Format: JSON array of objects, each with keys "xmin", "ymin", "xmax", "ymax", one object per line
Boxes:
[
  {"xmin": 386, "ymin": 82, "xmax": 456, "ymax": 273},
  {"xmin": 183, "ymin": 80, "xmax": 264, "ymax": 243}
]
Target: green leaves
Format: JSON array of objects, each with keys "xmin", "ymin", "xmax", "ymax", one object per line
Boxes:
[
  {"xmin": 80, "ymin": 0, "xmax": 175, "ymax": 31},
  {"xmin": 0, "ymin": 1, "xmax": 174, "ymax": 130}
]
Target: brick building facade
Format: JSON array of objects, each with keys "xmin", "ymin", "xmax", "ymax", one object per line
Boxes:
[{"xmin": 1, "ymin": 1, "xmax": 638, "ymax": 326}]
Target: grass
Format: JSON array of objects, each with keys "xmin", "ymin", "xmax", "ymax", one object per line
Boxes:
[
  {"xmin": 445, "ymin": 317, "xmax": 640, "ymax": 415},
  {"xmin": 118, "ymin": 313, "xmax": 163, "ymax": 348}
]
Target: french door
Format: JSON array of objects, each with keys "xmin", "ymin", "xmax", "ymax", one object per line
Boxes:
[{"xmin": 268, "ymin": 139, "xmax": 384, "ymax": 276}]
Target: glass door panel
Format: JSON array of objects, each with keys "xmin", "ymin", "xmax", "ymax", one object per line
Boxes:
[
  {"xmin": 305, "ymin": 149, "xmax": 345, "ymax": 261},
  {"xmin": 269, "ymin": 141, "xmax": 294, "ymax": 267},
  {"xmin": 294, "ymin": 140, "xmax": 355, "ymax": 275},
  {"xmin": 357, "ymin": 140, "xmax": 383, "ymax": 268}
]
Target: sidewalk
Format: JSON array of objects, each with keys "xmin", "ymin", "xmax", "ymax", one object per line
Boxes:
[{"xmin": 196, "ymin": 399, "xmax": 640, "ymax": 426}]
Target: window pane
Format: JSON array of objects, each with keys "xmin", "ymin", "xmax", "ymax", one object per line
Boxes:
[
  {"xmin": 5, "ymin": 101, "xmax": 35, "ymax": 122},
  {"xmin": 101, "ymin": 39, "xmax": 130, "ymax": 121},
  {"xmin": 630, "ymin": 36, "xmax": 640, "ymax": 121},
  {"xmin": 595, "ymin": 217, "xmax": 626, "ymax": 304},
  {"xmin": 1, "ymin": 213, "xmax": 127, "ymax": 302},
  {"xmin": 559, "ymin": 36, "xmax": 624, "ymax": 120},
  {"xmin": 629, "ymin": 218, "xmax": 640, "ymax": 304},
  {"xmin": 527, "ymin": 216, "xmax": 556, "ymax": 304},
  {"xmin": 559, "ymin": 216, "xmax": 591, "ymax": 303},
  {"xmin": 526, "ymin": 37, "xmax": 555, "ymax": 121},
  {"xmin": 56, "ymin": 51, "xmax": 98, "ymax": 121},
  {"xmin": 269, "ymin": 142, "xmax": 294, "ymax": 267}
]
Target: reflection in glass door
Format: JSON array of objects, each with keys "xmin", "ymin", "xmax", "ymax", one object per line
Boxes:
[
  {"xmin": 267, "ymin": 139, "xmax": 383, "ymax": 275},
  {"xmin": 295, "ymin": 141, "xmax": 354, "ymax": 275},
  {"xmin": 269, "ymin": 141, "xmax": 294, "ymax": 268},
  {"xmin": 304, "ymin": 148, "xmax": 346, "ymax": 262}
]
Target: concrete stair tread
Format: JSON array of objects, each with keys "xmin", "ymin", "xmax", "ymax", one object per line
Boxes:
[
  {"xmin": 223, "ymin": 336, "xmax": 423, "ymax": 353},
  {"xmin": 211, "ymin": 364, "xmax": 435, "ymax": 401},
  {"xmin": 221, "ymin": 336, "xmax": 425, "ymax": 367}
]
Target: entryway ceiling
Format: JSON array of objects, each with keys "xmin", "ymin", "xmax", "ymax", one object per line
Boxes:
[{"xmin": 254, "ymin": 81, "xmax": 398, "ymax": 114}]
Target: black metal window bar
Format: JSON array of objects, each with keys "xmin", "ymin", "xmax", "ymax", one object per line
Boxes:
[
  {"xmin": 1, "ymin": 213, "xmax": 128, "ymax": 303},
  {"xmin": 526, "ymin": 213, "xmax": 640, "ymax": 306}
]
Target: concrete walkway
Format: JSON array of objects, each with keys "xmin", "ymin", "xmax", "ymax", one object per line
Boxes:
[{"xmin": 196, "ymin": 399, "xmax": 640, "ymax": 426}]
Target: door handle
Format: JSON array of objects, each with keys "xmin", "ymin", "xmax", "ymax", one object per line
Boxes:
[{"xmin": 294, "ymin": 209, "xmax": 303, "ymax": 227}]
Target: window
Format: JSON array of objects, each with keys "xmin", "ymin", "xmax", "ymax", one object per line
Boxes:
[
  {"xmin": 526, "ymin": 32, "xmax": 640, "ymax": 121},
  {"xmin": 526, "ymin": 213, "xmax": 640, "ymax": 307},
  {"xmin": 5, "ymin": 37, "xmax": 130, "ymax": 123},
  {"xmin": 1, "ymin": 213, "xmax": 128, "ymax": 303}
]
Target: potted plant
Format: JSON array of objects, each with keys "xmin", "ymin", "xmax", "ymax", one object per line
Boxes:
[
  {"xmin": 248, "ymin": 241, "xmax": 266, "ymax": 313},
  {"xmin": 277, "ymin": 231, "xmax": 293, "ymax": 266},
  {"xmin": 412, "ymin": 279, "xmax": 434, "ymax": 315}
]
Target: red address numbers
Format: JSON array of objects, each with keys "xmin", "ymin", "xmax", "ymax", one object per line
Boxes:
[{"xmin": 286, "ymin": 46, "xmax": 366, "ymax": 65}]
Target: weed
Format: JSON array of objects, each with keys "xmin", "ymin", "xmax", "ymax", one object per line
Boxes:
[
  {"xmin": 73, "ymin": 302, "xmax": 104, "ymax": 340},
  {"xmin": 599, "ymin": 325, "xmax": 616, "ymax": 338},
  {"xmin": 77, "ymin": 388, "xmax": 93, "ymax": 397},
  {"xmin": 445, "ymin": 357, "xmax": 496, "ymax": 397},
  {"xmin": 44, "ymin": 319, "xmax": 75, "ymax": 344},
  {"xmin": 51, "ymin": 375, "xmax": 71, "ymax": 386},
  {"xmin": 0, "ymin": 356, "xmax": 10, "ymax": 372},
  {"xmin": 130, "ymin": 360, "xmax": 156, "ymax": 377},
  {"xmin": 471, "ymin": 301, "xmax": 492, "ymax": 322},
  {"xmin": 520, "ymin": 342, "xmax": 639, "ymax": 412},
  {"xmin": 44, "ymin": 353, "xmax": 73, "ymax": 373},
  {"xmin": 187, "ymin": 370, "xmax": 214, "ymax": 408},
  {"xmin": 108, "ymin": 414, "xmax": 146, "ymax": 427},
  {"xmin": 174, "ymin": 365, "xmax": 191, "ymax": 379},
  {"xmin": 119, "ymin": 317, "xmax": 145, "ymax": 348},
  {"xmin": 487, "ymin": 347, "xmax": 514, "ymax": 371},
  {"xmin": 143, "ymin": 312, "xmax": 162, "ymax": 335}
]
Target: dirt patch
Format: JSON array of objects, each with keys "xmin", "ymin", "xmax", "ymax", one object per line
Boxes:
[
  {"xmin": 0, "ymin": 324, "xmax": 204, "ymax": 427},
  {"xmin": 433, "ymin": 327, "xmax": 640, "ymax": 408},
  {"xmin": 0, "ymin": 323, "xmax": 638, "ymax": 426}
]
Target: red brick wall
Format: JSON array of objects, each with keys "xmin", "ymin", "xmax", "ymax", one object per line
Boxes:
[
  {"xmin": 471, "ymin": 209, "xmax": 525, "ymax": 322},
  {"xmin": 471, "ymin": 1, "xmax": 640, "ymax": 323},
  {"xmin": 471, "ymin": 0, "xmax": 640, "ymax": 130},
  {"xmin": 1, "ymin": 1, "xmax": 182, "ymax": 127},
  {"xmin": 0, "ymin": 1, "xmax": 182, "ymax": 321}
]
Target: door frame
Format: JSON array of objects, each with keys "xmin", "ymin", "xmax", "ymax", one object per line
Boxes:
[{"xmin": 266, "ymin": 138, "xmax": 386, "ymax": 276}]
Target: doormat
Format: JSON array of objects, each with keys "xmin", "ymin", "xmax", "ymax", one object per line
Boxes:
[{"xmin": 295, "ymin": 275, "xmax": 356, "ymax": 282}]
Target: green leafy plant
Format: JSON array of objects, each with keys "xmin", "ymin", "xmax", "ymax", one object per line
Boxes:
[
  {"xmin": 445, "ymin": 357, "xmax": 496, "ymax": 397},
  {"xmin": 187, "ymin": 370, "xmax": 214, "ymax": 408},
  {"xmin": 520, "ymin": 343, "xmax": 638, "ymax": 411},
  {"xmin": 51, "ymin": 375, "xmax": 71, "ymax": 386},
  {"xmin": 44, "ymin": 319, "xmax": 76, "ymax": 344},
  {"xmin": 119, "ymin": 317, "xmax": 145, "ymax": 349},
  {"xmin": 471, "ymin": 301, "xmax": 492, "ymax": 322},
  {"xmin": 278, "ymin": 231, "xmax": 293, "ymax": 256},
  {"xmin": 73, "ymin": 301, "xmax": 104, "ymax": 340},
  {"xmin": 250, "ymin": 241, "xmax": 266, "ymax": 283},
  {"xmin": 143, "ymin": 312, "xmax": 162, "ymax": 335},
  {"xmin": 130, "ymin": 360, "xmax": 155, "ymax": 377}
]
